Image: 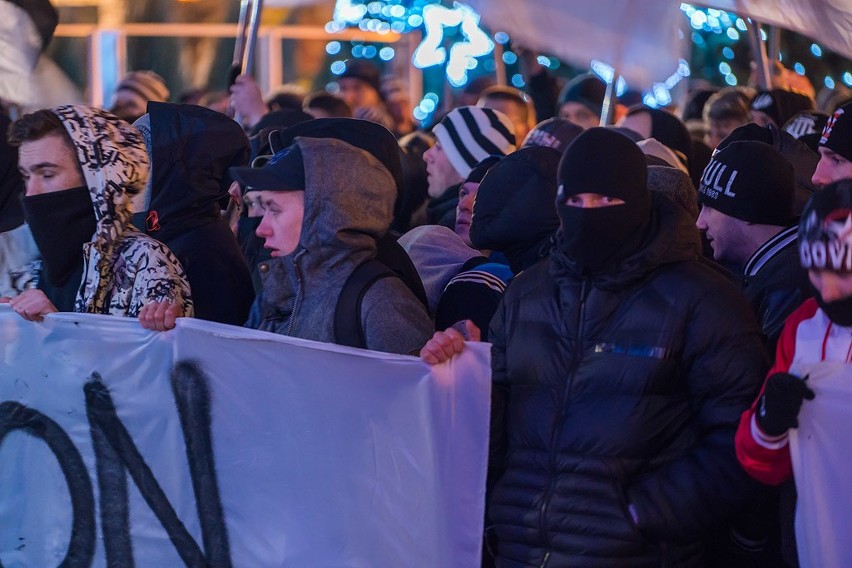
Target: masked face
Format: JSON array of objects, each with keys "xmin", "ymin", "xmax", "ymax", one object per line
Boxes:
[{"xmin": 809, "ymin": 269, "xmax": 852, "ymax": 326}]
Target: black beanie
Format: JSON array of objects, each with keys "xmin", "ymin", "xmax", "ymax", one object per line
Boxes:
[
  {"xmin": 820, "ymin": 101, "xmax": 852, "ymax": 162},
  {"xmin": 557, "ymin": 127, "xmax": 649, "ymax": 214},
  {"xmin": 339, "ymin": 60, "xmax": 382, "ymax": 96},
  {"xmin": 465, "ymin": 155, "xmax": 502, "ymax": 185},
  {"xmin": 698, "ymin": 141, "xmax": 795, "ymax": 225},
  {"xmin": 522, "ymin": 118, "xmax": 584, "ymax": 152},
  {"xmin": 799, "ymin": 180, "xmax": 852, "ymax": 272},
  {"xmin": 751, "ymin": 89, "xmax": 815, "ymax": 128},
  {"xmin": 558, "ymin": 73, "xmax": 606, "ymax": 116},
  {"xmin": 470, "ymin": 146, "xmax": 561, "ymax": 273},
  {"xmin": 554, "ymin": 127, "xmax": 652, "ymax": 275}
]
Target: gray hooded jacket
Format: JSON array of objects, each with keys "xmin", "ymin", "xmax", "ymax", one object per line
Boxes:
[{"xmin": 246, "ymin": 137, "xmax": 433, "ymax": 354}]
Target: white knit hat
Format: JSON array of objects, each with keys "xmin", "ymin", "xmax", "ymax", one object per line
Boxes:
[{"xmin": 433, "ymin": 106, "xmax": 516, "ymax": 177}]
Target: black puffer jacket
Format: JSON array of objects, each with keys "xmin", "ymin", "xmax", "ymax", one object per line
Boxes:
[{"xmin": 488, "ymin": 194, "xmax": 767, "ymax": 567}]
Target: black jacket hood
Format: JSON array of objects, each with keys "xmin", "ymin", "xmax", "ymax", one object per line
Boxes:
[{"xmin": 147, "ymin": 102, "xmax": 250, "ymax": 242}]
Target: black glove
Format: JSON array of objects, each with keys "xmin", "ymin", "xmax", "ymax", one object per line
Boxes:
[{"xmin": 756, "ymin": 372, "xmax": 815, "ymax": 436}]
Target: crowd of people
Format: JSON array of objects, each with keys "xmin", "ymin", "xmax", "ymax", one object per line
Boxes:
[{"xmin": 2, "ymin": 34, "xmax": 852, "ymax": 567}]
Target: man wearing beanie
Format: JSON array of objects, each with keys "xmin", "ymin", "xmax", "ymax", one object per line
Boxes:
[
  {"xmin": 812, "ymin": 101, "xmax": 852, "ymax": 187},
  {"xmin": 423, "ymin": 127, "xmax": 766, "ymax": 566},
  {"xmin": 736, "ymin": 180, "xmax": 852, "ymax": 568},
  {"xmin": 230, "ymin": 126, "xmax": 432, "ymax": 355},
  {"xmin": 697, "ymin": 140, "xmax": 812, "ymax": 351},
  {"xmin": 750, "ymin": 89, "xmax": 815, "ymax": 130},
  {"xmin": 109, "ymin": 70, "xmax": 170, "ymax": 124},
  {"xmin": 424, "ymin": 105, "xmax": 516, "ymax": 228},
  {"xmin": 557, "ymin": 72, "xmax": 607, "ymax": 129}
]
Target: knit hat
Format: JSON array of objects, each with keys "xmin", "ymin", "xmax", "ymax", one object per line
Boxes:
[
  {"xmin": 557, "ymin": 127, "xmax": 649, "ymax": 213},
  {"xmin": 115, "ymin": 70, "xmax": 170, "ymax": 103},
  {"xmin": 819, "ymin": 101, "xmax": 852, "ymax": 162},
  {"xmin": 558, "ymin": 73, "xmax": 606, "ymax": 117},
  {"xmin": 784, "ymin": 111, "xmax": 829, "ymax": 140},
  {"xmin": 432, "ymin": 106, "xmax": 517, "ymax": 178},
  {"xmin": 750, "ymin": 89, "xmax": 814, "ymax": 128},
  {"xmin": 648, "ymin": 165, "xmax": 698, "ymax": 219},
  {"xmin": 698, "ymin": 140, "xmax": 795, "ymax": 225},
  {"xmin": 339, "ymin": 60, "xmax": 382, "ymax": 96},
  {"xmin": 716, "ymin": 122, "xmax": 818, "ymax": 215},
  {"xmin": 465, "ymin": 156, "xmax": 502, "ymax": 184},
  {"xmin": 799, "ymin": 180, "xmax": 852, "ymax": 272},
  {"xmin": 522, "ymin": 118, "xmax": 584, "ymax": 152}
]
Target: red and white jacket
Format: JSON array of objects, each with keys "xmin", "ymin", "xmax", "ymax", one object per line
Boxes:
[{"xmin": 735, "ymin": 298, "xmax": 852, "ymax": 485}]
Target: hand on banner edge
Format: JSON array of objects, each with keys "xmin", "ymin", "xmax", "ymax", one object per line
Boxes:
[
  {"xmin": 138, "ymin": 300, "xmax": 182, "ymax": 332},
  {"xmin": 420, "ymin": 320, "xmax": 481, "ymax": 365}
]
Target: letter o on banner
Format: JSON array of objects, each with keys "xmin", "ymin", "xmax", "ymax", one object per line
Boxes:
[{"xmin": 0, "ymin": 402, "xmax": 96, "ymax": 567}]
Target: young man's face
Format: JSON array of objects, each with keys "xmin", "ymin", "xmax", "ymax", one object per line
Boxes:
[
  {"xmin": 337, "ymin": 78, "xmax": 381, "ymax": 110},
  {"xmin": 253, "ymin": 190, "xmax": 305, "ymax": 257},
  {"xmin": 423, "ymin": 143, "xmax": 464, "ymax": 199},
  {"xmin": 558, "ymin": 102, "xmax": 600, "ymax": 130},
  {"xmin": 455, "ymin": 181, "xmax": 480, "ymax": 246},
  {"xmin": 18, "ymin": 134, "xmax": 85, "ymax": 196},
  {"xmin": 695, "ymin": 205, "xmax": 751, "ymax": 265},
  {"xmin": 812, "ymin": 147, "xmax": 852, "ymax": 188},
  {"xmin": 808, "ymin": 269, "xmax": 852, "ymax": 303}
]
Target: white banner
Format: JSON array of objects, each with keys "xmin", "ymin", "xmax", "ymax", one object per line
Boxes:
[
  {"xmin": 789, "ymin": 360, "xmax": 852, "ymax": 568},
  {"xmin": 0, "ymin": 307, "xmax": 491, "ymax": 567}
]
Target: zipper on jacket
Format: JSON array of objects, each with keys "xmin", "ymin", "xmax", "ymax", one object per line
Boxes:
[
  {"xmin": 284, "ymin": 249, "xmax": 307, "ymax": 336},
  {"xmin": 537, "ymin": 279, "xmax": 590, "ymax": 568}
]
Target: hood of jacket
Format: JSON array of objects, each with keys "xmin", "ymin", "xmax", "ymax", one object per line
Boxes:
[
  {"xmin": 551, "ymin": 192, "xmax": 702, "ymax": 290},
  {"xmin": 470, "ymin": 145, "xmax": 561, "ymax": 273},
  {"xmin": 53, "ymin": 104, "xmax": 150, "ymax": 310},
  {"xmin": 257, "ymin": 136, "xmax": 397, "ymax": 339},
  {"xmin": 145, "ymin": 102, "xmax": 249, "ymax": 242}
]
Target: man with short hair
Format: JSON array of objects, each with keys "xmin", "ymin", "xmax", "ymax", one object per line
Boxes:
[
  {"xmin": 424, "ymin": 106, "xmax": 516, "ymax": 228},
  {"xmin": 4, "ymin": 105, "xmax": 192, "ymax": 330},
  {"xmin": 231, "ymin": 124, "xmax": 433, "ymax": 354},
  {"xmin": 477, "ymin": 85, "xmax": 535, "ymax": 144},
  {"xmin": 696, "ymin": 140, "xmax": 811, "ymax": 350},
  {"xmin": 812, "ymin": 101, "xmax": 852, "ymax": 187}
]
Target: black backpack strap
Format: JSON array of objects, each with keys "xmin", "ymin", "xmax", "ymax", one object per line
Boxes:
[
  {"xmin": 334, "ymin": 260, "xmax": 396, "ymax": 349},
  {"xmin": 375, "ymin": 233, "xmax": 430, "ymax": 312}
]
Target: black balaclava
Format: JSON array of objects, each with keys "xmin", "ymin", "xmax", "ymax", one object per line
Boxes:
[
  {"xmin": 22, "ymin": 186, "xmax": 96, "ymax": 287},
  {"xmin": 554, "ymin": 127, "xmax": 651, "ymax": 276},
  {"xmin": 798, "ymin": 180, "xmax": 852, "ymax": 326}
]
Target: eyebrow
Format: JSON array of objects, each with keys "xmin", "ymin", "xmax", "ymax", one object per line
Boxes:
[{"xmin": 22, "ymin": 162, "xmax": 61, "ymax": 172}]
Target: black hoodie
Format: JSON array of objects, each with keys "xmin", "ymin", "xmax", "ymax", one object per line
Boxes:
[{"xmin": 145, "ymin": 102, "xmax": 254, "ymax": 325}]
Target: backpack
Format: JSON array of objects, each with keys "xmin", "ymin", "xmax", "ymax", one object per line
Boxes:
[{"xmin": 333, "ymin": 234, "xmax": 429, "ymax": 349}]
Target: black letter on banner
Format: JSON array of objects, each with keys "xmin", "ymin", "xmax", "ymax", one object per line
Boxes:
[
  {"xmin": 170, "ymin": 362, "xmax": 232, "ymax": 567},
  {"xmin": 85, "ymin": 367, "xmax": 232, "ymax": 568},
  {"xmin": 0, "ymin": 401, "xmax": 96, "ymax": 568},
  {"xmin": 86, "ymin": 373, "xmax": 133, "ymax": 567}
]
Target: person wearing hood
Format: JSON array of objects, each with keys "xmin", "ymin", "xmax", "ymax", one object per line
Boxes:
[
  {"xmin": 617, "ymin": 105, "xmax": 694, "ymax": 172},
  {"xmin": 132, "ymin": 103, "xmax": 254, "ymax": 326},
  {"xmin": 750, "ymin": 89, "xmax": 815, "ymax": 131},
  {"xmin": 231, "ymin": 130, "xmax": 433, "ymax": 355},
  {"xmin": 0, "ymin": 107, "xmax": 39, "ymax": 297},
  {"xmin": 422, "ymin": 127, "xmax": 767, "ymax": 566},
  {"xmin": 4, "ymin": 105, "xmax": 192, "ymax": 330}
]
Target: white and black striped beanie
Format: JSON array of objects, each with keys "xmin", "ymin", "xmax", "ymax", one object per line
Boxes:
[{"xmin": 433, "ymin": 106, "xmax": 516, "ymax": 178}]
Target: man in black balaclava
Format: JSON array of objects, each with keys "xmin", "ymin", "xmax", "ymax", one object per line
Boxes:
[{"xmin": 422, "ymin": 126, "xmax": 769, "ymax": 566}]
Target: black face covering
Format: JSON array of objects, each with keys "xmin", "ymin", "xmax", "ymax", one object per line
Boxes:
[
  {"xmin": 555, "ymin": 204, "xmax": 649, "ymax": 276},
  {"xmin": 22, "ymin": 186, "xmax": 96, "ymax": 287},
  {"xmin": 815, "ymin": 293, "xmax": 852, "ymax": 327}
]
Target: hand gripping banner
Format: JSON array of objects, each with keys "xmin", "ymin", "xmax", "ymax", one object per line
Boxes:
[{"xmin": 0, "ymin": 308, "xmax": 491, "ymax": 567}]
